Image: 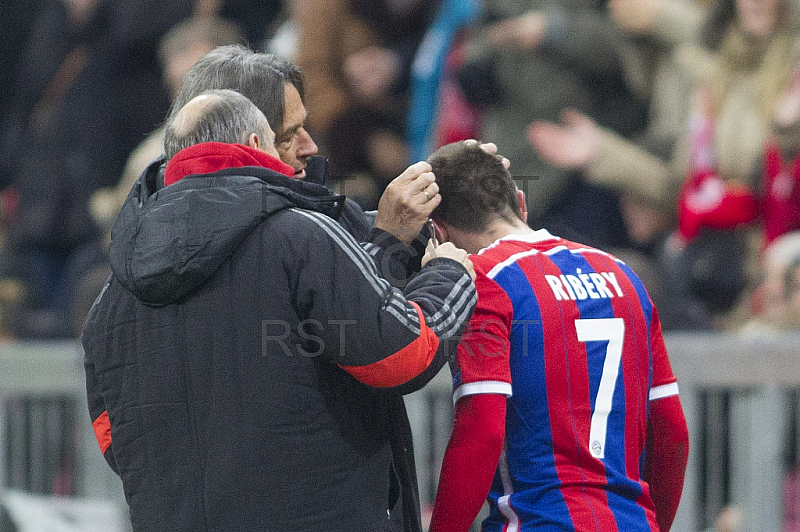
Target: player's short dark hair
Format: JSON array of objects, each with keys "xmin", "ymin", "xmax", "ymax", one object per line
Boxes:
[
  {"xmin": 168, "ymin": 44, "xmax": 304, "ymax": 141},
  {"xmin": 428, "ymin": 142, "xmax": 522, "ymax": 233}
]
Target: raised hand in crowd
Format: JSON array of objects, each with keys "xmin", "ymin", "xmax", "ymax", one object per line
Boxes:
[
  {"xmin": 527, "ymin": 109, "xmax": 600, "ymax": 170},
  {"xmin": 484, "ymin": 10, "xmax": 546, "ymax": 50}
]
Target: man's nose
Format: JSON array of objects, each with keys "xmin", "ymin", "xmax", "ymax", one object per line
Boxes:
[{"xmin": 297, "ymin": 128, "xmax": 318, "ymax": 157}]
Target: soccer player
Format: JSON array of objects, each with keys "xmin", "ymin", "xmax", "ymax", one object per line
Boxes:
[{"xmin": 426, "ymin": 142, "xmax": 689, "ymax": 532}]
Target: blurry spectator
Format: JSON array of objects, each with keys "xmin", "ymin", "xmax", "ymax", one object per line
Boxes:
[
  {"xmin": 89, "ymin": 16, "xmax": 245, "ymax": 234},
  {"xmin": 532, "ymin": 0, "xmax": 800, "ymax": 330},
  {"xmin": 763, "ymin": 66, "xmax": 800, "ymax": 245},
  {"xmin": 0, "ymin": 0, "xmax": 194, "ymax": 337},
  {"xmin": 72, "ymin": 16, "xmax": 245, "ymax": 337},
  {"xmin": 293, "ymin": 0, "xmax": 443, "ymax": 208},
  {"xmin": 194, "ymin": 0, "xmax": 283, "ymax": 47},
  {"xmin": 0, "ymin": 0, "xmax": 44, "ymax": 155},
  {"xmin": 669, "ymin": 0, "xmax": 800, "ymax": 328},
  {"xmin": 265, "ymin": 7, "xmax": 298, "ymax": 61},
  {"xmin": 529, "ymin": 0, "xmax": 705, "ymax": 250},
  {"xmin": 405, "ymin": 0, "xmax": 480, "ymax": 162},
  {"xmin": 739, "ymin": 231, "xmax": 800, "ymax": 334},
  {"xmin": 455, "ymin": 0, "xmax": 649, "ymax": 248}
]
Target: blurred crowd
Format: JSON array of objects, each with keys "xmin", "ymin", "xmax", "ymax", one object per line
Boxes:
[{"xmin": 1, "ymin": 0, "xmax": 800, "ymax": 341}]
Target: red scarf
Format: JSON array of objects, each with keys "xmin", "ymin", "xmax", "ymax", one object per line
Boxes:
[
  {"xmin": 677, "ymin": 115, "xmax": 758, "ymax": 241},
  {"xmin": 164, "ymin": 142, "xmax": 294, "ymax": 186},
  {"xmin": 762, "ymin": 141, "xmax": 800, "ymax": 245}
]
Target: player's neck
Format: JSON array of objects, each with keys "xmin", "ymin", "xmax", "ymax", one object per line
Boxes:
[{"xmin": 476, "ymin": 219, "xmax": 534, "ymax": 251}]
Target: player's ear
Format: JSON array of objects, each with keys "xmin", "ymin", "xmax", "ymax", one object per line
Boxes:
[
  {"xmin": 516, "ymin": 189, "xmax": 528, "ymax": 224},
  {"xmin": 432, "ymin": 218, "xmax": 450, "ymax": 243}
]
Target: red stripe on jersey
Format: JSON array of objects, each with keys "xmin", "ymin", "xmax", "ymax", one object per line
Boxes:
[
  {"xmin": 522, "ymin": 253, "xmax": 617, "ymax": 530},
  {"xmin": 92, "ymin": 410, "xmax": 112, "ymax": 453},
  {"xmin": 338, "ymin": 301, "xmax": 440, "ymax": 388}
]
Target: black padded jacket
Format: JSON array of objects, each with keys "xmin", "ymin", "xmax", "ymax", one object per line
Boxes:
[{"xmin": 82, "ymin": 157, "xmax": 475, "ymax": 531}]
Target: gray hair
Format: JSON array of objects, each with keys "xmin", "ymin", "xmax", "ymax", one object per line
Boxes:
[
  {"xmin": 163, "ymin": 89, "xmax": 269, "ymax": 159},
  {"xmin": 168, "ymin": 44, "xmax": 304, "ymax": 140}
]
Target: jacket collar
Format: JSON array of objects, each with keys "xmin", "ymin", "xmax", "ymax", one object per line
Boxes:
[{"xmin": 164, "ymin": 142, "xmax": 294, "ymax": 186}]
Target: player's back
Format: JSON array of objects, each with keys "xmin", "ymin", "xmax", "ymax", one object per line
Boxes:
[{"xmin": 474, "ymin": 231, "xmax": 665, "ymax": 532}]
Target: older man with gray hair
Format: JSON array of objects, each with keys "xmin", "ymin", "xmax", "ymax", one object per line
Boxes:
[{"xmin": 163, "ymin": 89, "xmax": 279, "ymax": 161}]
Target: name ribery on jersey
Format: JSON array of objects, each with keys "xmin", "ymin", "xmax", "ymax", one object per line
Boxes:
[{"xmin": 544, "ymin": 269, "xmax": 624, "ymax": 301}]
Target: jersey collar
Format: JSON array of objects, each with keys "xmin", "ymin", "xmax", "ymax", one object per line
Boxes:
[{"xmin": 477, "ymin": 229, "xmax": 559, "ymax": 255}]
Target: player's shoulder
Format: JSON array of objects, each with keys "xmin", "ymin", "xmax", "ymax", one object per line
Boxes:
[
  {"xmin": 556, "ymin": 237, "xmax": 622, "ymax": 260},
  {"xmin": 472, "ymin": 233, "xmax": 549, "ymax": 271}
]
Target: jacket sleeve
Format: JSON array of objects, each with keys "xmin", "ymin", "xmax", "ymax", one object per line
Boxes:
[
  {"xmin": 282, "ymin": 208, "xmax": 476, "ymax": 394},
  {"xmin": 82, "ymin": 308, "xmax": 119, "ymax": 475},
  {"xmin": 361, "ymin": 226, "xmax": 428, "ymax": 288},
  {"xmin": 340, "ymin": 200, "xmax": 428, "ymax": 288}
]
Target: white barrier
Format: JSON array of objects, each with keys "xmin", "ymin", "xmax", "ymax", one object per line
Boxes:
[{"xmin": 0, "ymin": 342, "xmax": 128, "ymax": 531}]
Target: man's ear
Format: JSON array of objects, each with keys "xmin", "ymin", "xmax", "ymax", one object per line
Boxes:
[
  {"xmin": 517, "ymin": 189, "xmax": 528, "ymax": 224},
  {"xmin": 246, "ymin": 133, "xmax": 261, "ymax": 150}
]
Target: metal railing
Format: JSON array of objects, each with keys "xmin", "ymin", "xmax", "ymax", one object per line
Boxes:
[
  {"xmin": 1, "ymin": 335, "xmax": 799, "ymax": 531},
  {"xmin": 0, "ymin": 341, "xmax": 128, "ymax": 531}
]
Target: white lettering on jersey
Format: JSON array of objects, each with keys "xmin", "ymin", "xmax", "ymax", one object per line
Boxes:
[
  {"xmin": 589, "ymin": 273, "xmax": 614, "ymax": 298},
  {"xmin": 559, "ymin": 275, "xmax": 577, "ymax": 299},
  {"xmin": 546, "ymin": 275, "xmax": 570, "ymax": 301},
  {"xmin": 601, "ymin": 272, "xmax": 624, "ymax": 297},
  {"xmin": 577, "ymin": 269, "xmax": 600, "ymax": 299},
  {"xmin": 545, "ymin": 270, "xmax": 625, "ymax": 301},
  {"xmin": 566, "ymin": 275, "xmax": 588, "ymax": 299}
]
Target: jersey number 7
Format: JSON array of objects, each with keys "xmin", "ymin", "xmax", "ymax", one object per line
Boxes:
[{"xmin": 575, "ymin": 317, "xmax": 625, "ymax": 460}]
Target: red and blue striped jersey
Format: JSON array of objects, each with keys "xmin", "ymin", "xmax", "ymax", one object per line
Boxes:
[{"xmin": 450, "ymin": 230, "xmax": 679, "ymax": 532}]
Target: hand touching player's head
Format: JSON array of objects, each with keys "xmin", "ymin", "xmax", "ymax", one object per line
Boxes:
[{"xmin": 427, "ymin": 142, "xmax": 522, "ymax": 233}]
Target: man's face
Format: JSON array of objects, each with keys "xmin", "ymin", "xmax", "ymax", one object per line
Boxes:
[
  {"xmin": 275, "ymin": 83, "xmax": 318, "ymax": 180},
  {"xmin": 259, "ymin": 119, "xmax": 280, "ymax": 160}
]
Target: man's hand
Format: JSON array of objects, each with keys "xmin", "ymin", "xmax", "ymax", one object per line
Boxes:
[
  {"xmin": 485, "ymin": 11, "xmax": 547, "ymax": 50},
  {"xmin": 422, "ymin": 241, "xmax": 476, "ymax": 281},
  {"xmin": 463, "ymin": 139, "xmax": 511, "ymax": 170},
  {"xmin": 374, "ymin": 161, "xmax": 440, "ymax": 244},
  {"xmin": 527, "ymin": 109, "xmax": 599, "ymax": 169}
]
